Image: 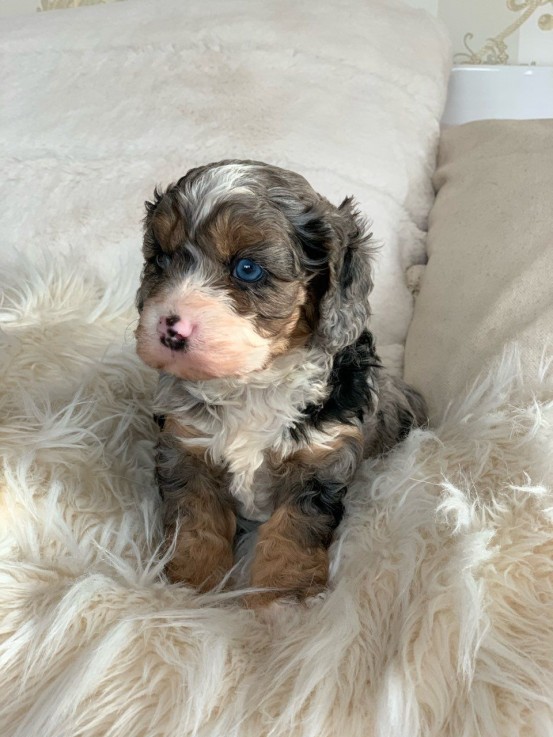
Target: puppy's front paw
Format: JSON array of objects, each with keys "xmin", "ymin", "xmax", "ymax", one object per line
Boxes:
[
  {"xmin": 243, "ymin": 582, "xmax": 326, "ymax": 610},
  {"xmin": 245, "ymin": 537, "xmax": 328, "ymax": 608},
  {"xmin": 165, "ymin": 527, "xmax": 234, "ymax": 592}
]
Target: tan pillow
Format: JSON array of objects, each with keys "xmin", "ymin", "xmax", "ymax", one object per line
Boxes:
[{"xmin": 404, "ymin": 119, "xmax": 553, "ymax": 422}]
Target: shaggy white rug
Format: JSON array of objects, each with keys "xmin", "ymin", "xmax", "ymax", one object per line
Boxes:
[{"xmin": 1, "ymin": 259, "xmax": 553, "ymax": 737}]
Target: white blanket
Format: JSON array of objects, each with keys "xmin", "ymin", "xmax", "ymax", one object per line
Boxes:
[
  {"xmin": 1, "ymin": 0, "xmax": 450, "ymax": 371},
  {"xmin": 2, "ymin": 258, "xmax": 553, "ymax": 736}
]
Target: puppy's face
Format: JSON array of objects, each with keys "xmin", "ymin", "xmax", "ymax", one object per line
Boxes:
[{"xmin": 136, "ymin": 161, "xmax": 373, "ymax": 381}]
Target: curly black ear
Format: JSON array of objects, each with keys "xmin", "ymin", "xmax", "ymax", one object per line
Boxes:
[
  {"xmin": 315, "ymin": 197, "xmax": 374, "ymax": 352},
  {"xmin": 270, "ymin": 186, "xmax": 374, "ymax": 353}
]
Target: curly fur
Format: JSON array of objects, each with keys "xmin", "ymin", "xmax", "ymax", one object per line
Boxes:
[{"xmin": 135, "ymin": 160, "xmax": 426, "ymax": 598}]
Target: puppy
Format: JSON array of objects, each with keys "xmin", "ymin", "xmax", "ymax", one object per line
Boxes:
[{"xmin": 135, "ymin": 160, "xmax": 426, "ymax": 605}]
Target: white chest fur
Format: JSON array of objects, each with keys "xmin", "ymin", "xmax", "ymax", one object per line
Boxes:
[{"xmin": 154, "ymin": 349, "xmax": 333, "ymax": 519}]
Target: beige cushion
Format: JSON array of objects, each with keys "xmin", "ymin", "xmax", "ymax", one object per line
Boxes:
[{"xmin": 404, "ymin": 120, "xmax": 553, "ymax": 422}]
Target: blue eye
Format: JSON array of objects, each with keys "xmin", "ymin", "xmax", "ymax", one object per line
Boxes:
[
  {"xmin": 156, "ymin": 252, "xmax": 172, "ymax": 270},
  {"xmin": 232, "ymin": 257, "xmax": 265, "ymax": 283}
]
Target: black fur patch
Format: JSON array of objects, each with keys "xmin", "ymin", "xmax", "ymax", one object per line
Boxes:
[
  {"xmin": 294, "ymin": 208, "xmax": 333, "ymax": 267},
  {"xmin": 153, "ymin": 413, "xmax": 166, "ymax": 430},
  {"xmin": 291, "ymin": 330, "xmax": 381, "ymax": 441},
  {"xmin": 340, "ymin": 244, "xmax": 355, "ymax": 290},
  {"xmin": 296, "ymin": 478, "xmax": 347, "ymax": 542},
  {"xmin": 396, "ymin": 406, "xmax": 417, "ymax": 441}
]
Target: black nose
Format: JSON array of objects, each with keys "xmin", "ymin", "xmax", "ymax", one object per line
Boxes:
[
  {"xmin": 160, "ymin": 334, "xmax": 187, "ymax": 351},
  {"xmin": 158, "ymin": 314, "xmax": 189, "ymax": 352}
]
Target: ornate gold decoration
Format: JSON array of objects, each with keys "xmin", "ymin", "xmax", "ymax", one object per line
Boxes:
[{"xmin": 454, "ymin": 0, "xmax": 553, "ymax": 65}]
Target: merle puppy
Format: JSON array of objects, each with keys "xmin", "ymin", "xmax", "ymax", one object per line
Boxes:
[{"xmin": 135, "ymin": 160, "xmax": 426, "ymax": 606}]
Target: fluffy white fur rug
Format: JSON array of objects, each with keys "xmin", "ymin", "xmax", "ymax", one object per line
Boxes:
[{"xmin": 1, "ymin": 260, "xmax": 553, "ymax": 737}]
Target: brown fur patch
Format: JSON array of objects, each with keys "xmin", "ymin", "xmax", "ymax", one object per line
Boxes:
[
  {"xmin": 206, "ymin": 209, "xmax": 266, "ymax": 260},
  {"xmin": 287, "ymin": 423, "xmax": 364, "ymax": 466},
  {"xmin": 246, "ymin": 506, "xmax": 329, "ymax": 607},
  {"xmin": 165, "ymin": 484, "xmax": 236, "ymax": 592},
  {"xmin": 164, "ymin": 417, "xmax": 208, "ymax": 459},
  {"xmin": 150, "ymin": 196, "xmax": 187, "ymax": 253},
  {"xmin": 260, "ymin": 290, "xmax": 314, "ymax": 361}
]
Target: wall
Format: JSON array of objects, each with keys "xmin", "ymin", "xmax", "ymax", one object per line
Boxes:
[
  {"xmin": 1, "ymin": 0, "xmax": 552, "ymax": 65},
  {"xmin": 0, "ymin": 0, "xmax": 123, "ymax": 16},
  {"xmin": 409, "ymin": 0, "xmax": 553, "ymax": 64}
]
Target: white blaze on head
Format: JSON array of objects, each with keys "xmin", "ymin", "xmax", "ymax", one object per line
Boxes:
[{"xmin": 181, "ymin": 163, "xmax": 256, "ymax": 235}]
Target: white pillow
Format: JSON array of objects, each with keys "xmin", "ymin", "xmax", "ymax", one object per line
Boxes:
[{"xmin": 0, "ymin": 0, "xmax": 450, "ymax": 368}]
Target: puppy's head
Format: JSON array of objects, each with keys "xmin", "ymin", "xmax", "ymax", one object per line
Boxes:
[{"xmin": 135, "ymin": 160, "xmax": 373, "ymax": 381}]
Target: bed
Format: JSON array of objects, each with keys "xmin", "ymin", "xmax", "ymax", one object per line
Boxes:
[{"xmin": 1, "ymin": 2, "xmax": 552, "ymax": 736}]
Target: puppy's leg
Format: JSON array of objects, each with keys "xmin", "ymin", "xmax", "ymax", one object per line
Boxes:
[
  {"xmin": 247, "ymin": 487, "xmax": 339, "ymax": 608},
  {"xmin": 164, "ymin": 488, "xmax": 236, "ymax": 591},
  {"xmin": 157, "ymin": 431, "xmax": 236, "ymax": 591},
  {"xmin": 363, "ymin": 371, "xmax": 427, "ymax": 457},
  {"xmin": 247, "ymin": 428, "xmax": 363, "ymax": 607}
]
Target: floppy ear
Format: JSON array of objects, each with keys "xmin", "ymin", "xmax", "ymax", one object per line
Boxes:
[
  {"xmin": 315, "ymin": 197, "xmax": 374, "ymax": 352},
  {"xmin": 270, "ymin": 188, "xmax": 374, "ymax": 353}
]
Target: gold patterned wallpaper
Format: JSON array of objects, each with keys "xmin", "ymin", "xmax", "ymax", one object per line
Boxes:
[
  {"xmin": 453, "ymin": 0, "xmax": 552, "ymax": 64},
  {"xmin": 411, "ymin": 0, "xmax": 553, "ymax": 64},
  {"xmin": 37, "ymin": 0, "xmax": 553, "ymax": 64},
  {"xmin": 0, "ymin": 0, "xmax": 551, "ymax": 65}
]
